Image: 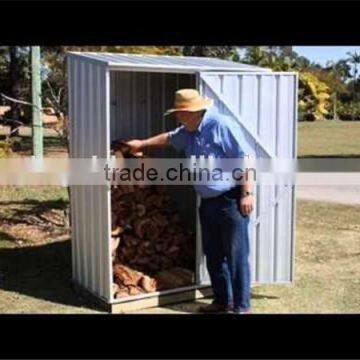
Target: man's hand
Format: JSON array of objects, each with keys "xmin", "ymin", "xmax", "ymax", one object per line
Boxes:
[
  {"xmin": 238, "ymin": 195, "xmax": 254, "ymax": 216},
  {"xmin": 125, "ymin": 139, "xmax": 144, "ymax": 156},
  {"xmin": 125, "ymin": 133, "xmax": 170, "ymax": 154}
]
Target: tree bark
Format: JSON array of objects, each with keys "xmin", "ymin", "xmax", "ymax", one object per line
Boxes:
[{"xmin": 9, "ymin": 46, "xmax": 21, "ymax": 137}]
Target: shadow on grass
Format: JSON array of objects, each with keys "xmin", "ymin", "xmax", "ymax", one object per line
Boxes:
[
  {"xmin": 0, "ymin": 199, "xmax": 68, "ymax": 208},
  {"xmin": 12, "ymin": 135, "xmax": 67, "ymax": 152},
  {"xmin": 0, "ymin": 240, "xmax": 100, "ymax": 311},
  {"xmin": 157, "ymin": 290, "xmax": 279, "ymax": 314},
  {"xmin": 0, "ymin": 231, "xmax": 22, "ymax": 243},
  {"xmin": 0, "ymin": 199, "xmax": 69, "ymax": 233},
  {"xmin": 5, "ymin": 135, "xmax": 68, "ymax": 157},
  {"xmin": 251, "ymin": 293, "xmax": 279, "ymax": 300}
]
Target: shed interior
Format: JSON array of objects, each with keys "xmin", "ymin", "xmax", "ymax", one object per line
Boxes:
[{"xmin": 109, "ymin": 71, "xmax": 201, "ymax": 300}]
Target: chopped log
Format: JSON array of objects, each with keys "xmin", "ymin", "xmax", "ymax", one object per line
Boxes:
[
  {"xmin": 115, "ymin": 287, "xmax": 130, "ymax": 298},
  {"xmin": 111, "ymin": 237, "xmax": 120, "ymax": 261},
  {"xmin": 112, "ymin": 282, "xmax": 120, "ymax": 296},
  {"xmin": 113, "ymin": 264, "xmax": 143, "ymax": 287},
  {"xmin": 110, "ymin": 141, "xmax": 196, "ymax": 298},
  {"xmin": 128, "ymin": 285, "xmax": 144, "ymax": 296},
  {"xmin": 136, "ymin": 203, "xmax": 146, "ymax": 217},
  {"xmin": 133, "ymin": 217, "xmax": 155, "ymax": 239},
  {"xmin": 140, "ymin": 275, "xmax": 158, "ymax": 293},
  {"xmin": 155, "ymin": 267, "xmax": 195, "ymax": 290},
  {"xmin": 111, "ymin": 226, "xmax": 124, "ymax": 237}
]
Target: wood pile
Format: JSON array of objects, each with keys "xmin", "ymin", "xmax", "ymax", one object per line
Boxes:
[{"xmin": 110, "ymin": 140, "xmax": 195, "ymax": 299}]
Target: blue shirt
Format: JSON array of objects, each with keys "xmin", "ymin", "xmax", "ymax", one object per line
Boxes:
[{"xmin": 168, "ymin": 106, "xmax": 248, "ymax": 198}]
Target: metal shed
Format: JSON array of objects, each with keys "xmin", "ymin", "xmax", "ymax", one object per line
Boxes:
[{"xmin": 67, "ymin": 52, "xmax": 298, "ymax": 312}]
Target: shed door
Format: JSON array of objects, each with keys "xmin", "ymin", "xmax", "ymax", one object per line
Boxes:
[{"xmin": 198, "ymin": 71, "xmax": 297, "ymax": 285}]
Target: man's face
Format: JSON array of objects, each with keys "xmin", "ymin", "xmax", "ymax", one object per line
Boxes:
[{"xmin": 175, "ymin": 111, "xmax": 203, "ymax": 132}]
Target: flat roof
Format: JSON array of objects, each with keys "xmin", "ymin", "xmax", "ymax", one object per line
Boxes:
[{"xmin": 68, "ymin": 52, "xmax": 272, "ymax": 73}]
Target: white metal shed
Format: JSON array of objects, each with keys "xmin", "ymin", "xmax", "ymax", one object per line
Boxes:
[{"xmin": 67, "ymin": 52, "xmax": 298, "ymax": 312}]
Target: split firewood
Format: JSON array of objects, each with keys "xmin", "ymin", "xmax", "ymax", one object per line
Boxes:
[
  {"xmin": 136, "ymin": 203, "xmax": 146, "ymax": 217},
  {"xmin": 128, "ymin": 285, "xmax": 144, "ymax": 296},
  {"xmin": 113, "ymin": 264, "xmax": 143, "ymax": 287},
  {"xmin": 155, "ymin": 267, "xmax": 195, "ymax": 290},
  {"xmin": 111, "ymin": 141, "xmax": 196, "ymax": 298},
  {"xmin": 111, "ymin": 226, "xmax": 124, "ymax": 237},
  {"xmin": 140, "ymin": 275, "xmax": 158, "ymax": 293},
  {"xmin": 111, "ymin": 139, "xmax": 145, "ymax": 159},
  {"xmin": 112, "ymin": 282, "xmax": 120, "ymax": 296},
  {"xmin": 133, "ymin": 217, "xmax": 156, "ymax": 239},
  {"xmin": 115, "ymin": 286, "xmax": 130, "ymax": 298},
  {"xmin": 111, "ymin": 237, "xmax": 120, "ymax": 262}
]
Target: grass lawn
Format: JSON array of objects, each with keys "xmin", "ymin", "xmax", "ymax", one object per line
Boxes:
[
  {"xmin": 0, "ymin": 186, "xmax": 359, "ymax": 314},
  {"xmin": 298, "ymin": 120, "xmax": 360, "ymax": 158},
  {"xmin": 1, "ymin": 121, "xmax": 359, "ymax": 313},
  {"xmin": 3, "ymin": 119, "xmax": 360, "ymax": 159}
]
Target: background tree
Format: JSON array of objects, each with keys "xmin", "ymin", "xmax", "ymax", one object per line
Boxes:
[
  {"xmin": 347, "ymin": 51, "xmax": 360, "ymax": 99},
  {"xmin": 42, "ymin": 46, "xmax": 183, "ymax": 116},
  {"xmin": 298, "ymin": 72, "xmax": 331, "ymax": 121},
  {"xmin": 8, "ymin": 47, "xmax": 22, "ymax": 135},
  {"xmin": 1, "ymin": 46, "xmax": 360, "ymax": 137},
  {"xmin": 315, "ymin": 61, "xmax": 350, "ymax": 120},
  {"xmin": 182, "ymin": 46, "xmax": 236, "ymax": 59},
  {"xmin": 242, "ymin": 46, "xmax": 268, "ymax": 66},
  {"xmin": 332, "ymin": 59, "xmax": 351, "ymax": 82},
  {"xmin": 0, "ymin": 47, "xmax": 31, "ymax": 132}
]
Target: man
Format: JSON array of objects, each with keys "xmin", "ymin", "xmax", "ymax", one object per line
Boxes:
[{"xmin": 126, "ymin": 89, "xmax": 254, "ymax": 314}]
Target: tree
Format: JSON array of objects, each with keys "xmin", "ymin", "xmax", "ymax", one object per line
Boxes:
[
  {"xmin": 298, "ymin": 72, "xmax": 331, "ymax": 121},
  {"xmin": 8, "ymin": 47, "xmax": 22, "ymax": 136},
  {"xmin": 347, "ymin": 51, "xmax": 360, "ymax": 102},
  {"xmin": 241, "ymin": 46, "xmax": 297, "ymax": 71},
  {"xmin": 40, "ymin": 46, "xmax": 184, "ymax": 148},
  {"xmin": 182, "ymin": 46, "xmax": 235, "ymax": 59},
  {"xmin": 0, "ymin": 47, "xmax": 7, "ymax": 80},
  {"xmin": 242, "ymin": 46, "xmax": 268, "ymax": 66},
  {"xmin": 42, "ymin": 46, "xmax": 183, "ymax": 116},
  {"xmin": 295, "ymin": 55, "xmax": 311, "ymax": 70},
  {"xmin": 0, "ymin": 47, "xmax": 32, "ymax": 130},
  {"xmin": 320, "ymin": 61, "xmax": 350, "ymax": 120},
  {"xmin": 332, "ymin": 59, "xmax": 351, "ymax": 82}
]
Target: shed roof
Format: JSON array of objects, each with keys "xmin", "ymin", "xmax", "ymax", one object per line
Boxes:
[{"xmin": 68, "ymin": 52, "xmax": 271, "ymax": 73}]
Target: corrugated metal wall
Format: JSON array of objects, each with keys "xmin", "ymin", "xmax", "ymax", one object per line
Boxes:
[
  {"xmin": 68, "ymin": 56, "xmax": 297, "ymax": 304},
  {"xmin": 68, "ymin": 55, "xmax": 112, "ymax": 301},
  {"xmin": 199, "ymin": 72, "xmax": 297, "ymax": 284}
]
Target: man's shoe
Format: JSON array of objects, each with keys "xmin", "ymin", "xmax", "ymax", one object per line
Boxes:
[
  {"xmin": 198, "ymin": 302, "xmax": 233, "ymax": 313},
  {"xmin": 233, "ymin": 307, "xmax": 252, "ymax": 314}
]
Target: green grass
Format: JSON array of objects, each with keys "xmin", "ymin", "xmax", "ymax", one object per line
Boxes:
[
  {"xmin": 4, "ymin": 119, "xmax": 360, "ymax": 159},
  {"xmin": 0, "ymin": 186, "xmax": 359, "ymax": 314},
  {"xmin": 1, "ymin": 120, "xmax": 360, "ymax": 313},
  {"xmin": 249, "ymin": 200, "xmax": 360, "ymax": 313},
  {"xmin": 298, "ymin": 120, "xmax": 360, "ymax": 158},
  {"xmin": 0, "ymin": 186, "xmax": 99, "ymax": 313}
]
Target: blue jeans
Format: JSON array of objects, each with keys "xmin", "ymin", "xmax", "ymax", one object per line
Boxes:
[{"xmin": 199, "ymin": 191, "xmax": 251, "ymax": 311}]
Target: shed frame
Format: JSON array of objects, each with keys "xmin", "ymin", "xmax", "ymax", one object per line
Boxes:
[{"xmin": 67, "ymin": 52, "xmax": 298, "ymax": 312}]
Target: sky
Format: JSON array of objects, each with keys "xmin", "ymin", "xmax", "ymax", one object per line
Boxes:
[{"xmin": 293, "ymin": 46, "xmax": 360, "ymax": 66}]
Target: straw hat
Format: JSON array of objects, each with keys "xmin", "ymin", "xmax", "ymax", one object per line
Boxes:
[{"xmin": 164, "ymin": 89, "xmax": 213, "ymax": 116}]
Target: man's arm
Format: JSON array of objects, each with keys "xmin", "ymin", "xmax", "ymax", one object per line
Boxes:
[
  {"xmin": 219, "ymin": 121, "xmax": 255, "ymax": 216},
  {"xmin": 126, "ymin": 132, "xmax": 170, "ymax": 153},
  {"xmin": 127, "ymin": 125, "xmax": 187, "ymax": 154}
]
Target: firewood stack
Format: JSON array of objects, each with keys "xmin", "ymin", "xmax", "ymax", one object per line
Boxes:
[{"xmin": 110, "ymin": 140, "xmax": 195, "ymax": 299}]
